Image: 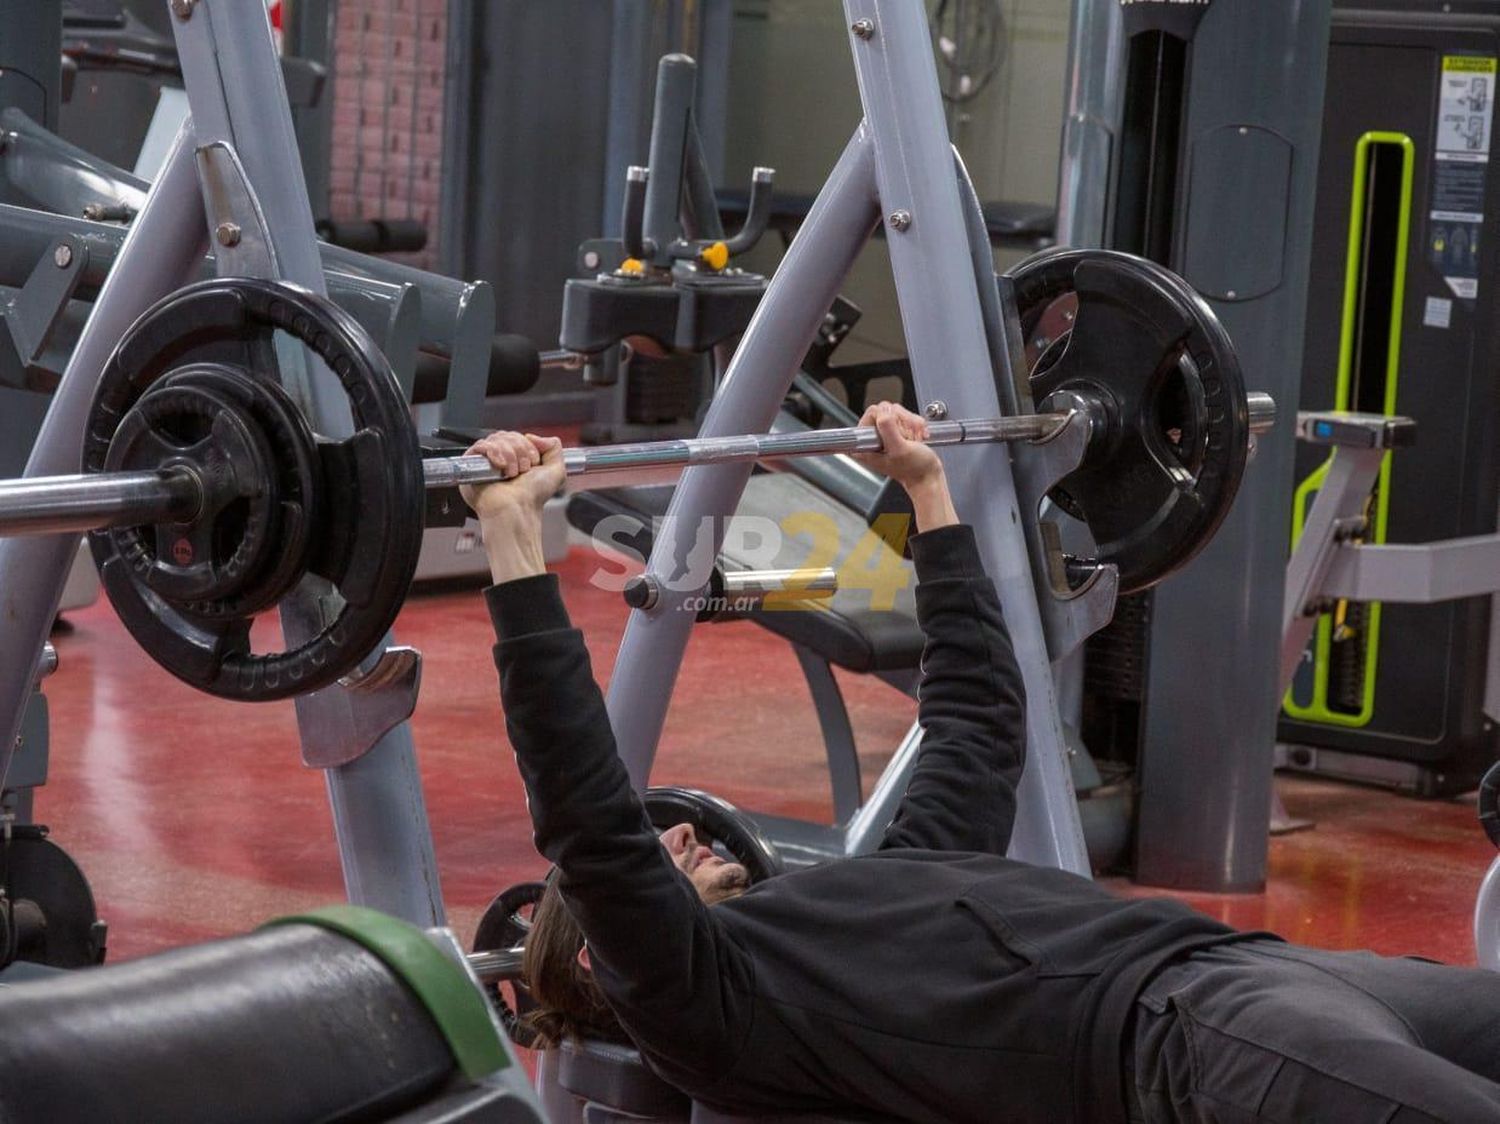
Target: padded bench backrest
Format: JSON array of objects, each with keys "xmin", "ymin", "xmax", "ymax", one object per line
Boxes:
[{"xmin": 0, "ymin": 922, "xmax": 460, "ymax": 1123}]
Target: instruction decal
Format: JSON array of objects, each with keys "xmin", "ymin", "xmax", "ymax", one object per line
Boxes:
[{"xmin": 1431, "ymin": 55, "xmax": 1496, "ymax": 302}]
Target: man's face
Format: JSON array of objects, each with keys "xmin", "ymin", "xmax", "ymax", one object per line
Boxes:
[{"xmin": 659, "ymin": 823, "xmax": 750, "ymax": 902}]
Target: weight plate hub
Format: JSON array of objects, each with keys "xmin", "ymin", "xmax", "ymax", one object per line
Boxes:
[
  {"xmin": 156, "ymin": 364, "xmax": 322, "ymax": 618},
  {"xmin": 1008, "ymin": 248, "xmax": 1250, "ymax": 594},
  {"xmin": 104, "ymin": 367, "xmax": 281, "ymax": 606},
  {"xmin": 86, "ymin": 278, "xmax": 424, "ymax": 701}
]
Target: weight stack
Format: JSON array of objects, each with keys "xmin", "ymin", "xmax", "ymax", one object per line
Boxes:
[{"xmin": 1279, "ymin": 0, "xmax": 1500, "ymax": 796}]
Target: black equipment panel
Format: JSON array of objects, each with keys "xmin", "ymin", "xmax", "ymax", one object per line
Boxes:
[{"xmin": 1278, "ymin": 5, "xmax": 1500, "ymax": 793}]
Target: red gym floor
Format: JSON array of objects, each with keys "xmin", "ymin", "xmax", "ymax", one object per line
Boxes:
[{"xmin": 30, "ymin": 544, "xmax": 1496, "ymax": 967}]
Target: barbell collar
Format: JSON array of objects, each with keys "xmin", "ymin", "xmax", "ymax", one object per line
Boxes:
[{"xmin": 1247, "ymin": 392, "xmax": 1277, "ymax": 436}]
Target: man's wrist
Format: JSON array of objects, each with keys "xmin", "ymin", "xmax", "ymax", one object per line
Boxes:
[
  {"xmin": 904, "ymin": 473, "xmax": 959, "ymax": 533},
  {"xmin": 482, "ymin": 505, "xmax": 547, "ymax": 583}
]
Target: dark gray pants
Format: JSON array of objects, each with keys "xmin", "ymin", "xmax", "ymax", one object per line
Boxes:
[{"xmin": 1128, "ymin": 939, "xmax": 1500, "ymax": 1123}]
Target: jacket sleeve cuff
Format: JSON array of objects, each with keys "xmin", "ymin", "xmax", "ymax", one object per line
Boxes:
[
  {"xmin": 909, "ymin": 523, "xmax": 986, "ymax": 582},
  {"xmin": 485, "ymin": 573, "xmax": 572, "ymax": 640}
]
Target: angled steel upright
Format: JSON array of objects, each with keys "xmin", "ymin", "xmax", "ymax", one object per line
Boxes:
[
  {"xmin": 602, "ymin": 0, "xmax": 1092, "ymax": 876},
  {"xmin": 0, "ymin": 0, "xmax": 445, "ymax": 928}
]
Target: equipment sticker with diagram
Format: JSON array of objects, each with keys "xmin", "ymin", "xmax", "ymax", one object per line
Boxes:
[{"xmin": 1431, "ymin": 55, "xmax": 1496, "ymax": 302}]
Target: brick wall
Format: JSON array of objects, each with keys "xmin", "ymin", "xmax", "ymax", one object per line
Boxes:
[{"xmin": 327, "ymin": 0, "xmax": 448, "ymax": 270}]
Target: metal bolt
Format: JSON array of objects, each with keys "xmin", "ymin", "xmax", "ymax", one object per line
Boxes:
[
  {"xmin": 924, "ymin": 400, "xmax": 948, "ymax": 421},
  {"xmin": 887, "ymin": 209, "xmax": 913, "ymax": 232},
  {"xmin": 583, "ymin": 250, "xmax": 601, "ymax": 270},
  {"xmin": 52, "ymin": 243, "xmax": 73, "ymax": 269},
  {"xmin": 216, "ymin": 222, "xmax": 242, "ymax": 248},
  {"xmin": 851, "ymin": 18, "xmax": 875, "ymax": 40},
  {"xmin": 170, "ymin": 0, "xmax": 196, "ymax": 19}
]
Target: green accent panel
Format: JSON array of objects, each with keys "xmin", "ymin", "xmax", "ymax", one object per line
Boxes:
[
  {"xmin": 1285, "ymin": 132, "xmax": 1413, "ymax": 726},
  {"xmin": 265, "ymin": 905, "xmax": 508, "ymax": 1080}
]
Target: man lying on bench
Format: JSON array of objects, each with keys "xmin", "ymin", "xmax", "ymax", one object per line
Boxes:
[{"xmin": 466, "ymin": 404, "xmax": 1500, "ymax": 1124}]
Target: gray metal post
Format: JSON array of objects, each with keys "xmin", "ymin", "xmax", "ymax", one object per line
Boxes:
[
  {"xmin": 0, "ymin": 124, "xmax": 206, "ymax": 792},
  {"xmin": 170, "ymin": 0, "xmax": 444, "ymax": 926},
  {"xmin": 846, "ymin": 0, "xmax": 1087, "ymax": 874},
  {"xmin": 1129, "ymin": 2, "xmax": 1331, "ymax": 890},
  {"xmin": 642, "ymin": 55, "xmax": 700, "ymax": 252},
  {"xmin": 604, "ymin": 1, "xmax": 1091, "ymax": 877},
  {"xmin": 1279, "ymin": 447, "xmax": 1385, "ymax": 693},
  {"xmin": 1054, "ymin": 0, "xmax": 1124, "ymax": 249}
]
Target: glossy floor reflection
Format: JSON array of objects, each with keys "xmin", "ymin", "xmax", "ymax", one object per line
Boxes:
[{"xmin": 30, "ymin": 545, "xmax": 1494, "ymax": 967}]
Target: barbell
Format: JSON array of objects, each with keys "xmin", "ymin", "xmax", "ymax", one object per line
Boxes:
[{"xmin": 0, "ymin": 249, "xmax": 1271, "ymax": 702}]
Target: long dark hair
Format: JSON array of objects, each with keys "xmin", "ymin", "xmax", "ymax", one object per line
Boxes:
[
  {"xmin": 520, "ymin": 877, "xmax": 621, "ymax": 1048},
  {"xmin": 521, "ymin": 869, "xmax": 748, "ymax": 1047}
]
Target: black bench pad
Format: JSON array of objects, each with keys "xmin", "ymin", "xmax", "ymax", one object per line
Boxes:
[
  {"xmin": 0, "ymin": 923, "xmax": 457, "ymax": 1124},
  {"xmin": 557, "ymin": 1038, "xmax": 892, "ymax": 1123}
]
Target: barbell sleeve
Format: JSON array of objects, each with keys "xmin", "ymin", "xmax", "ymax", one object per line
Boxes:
[{"xmin": 0, "ymin": 467, "xmax": 200, "ymax": 537}]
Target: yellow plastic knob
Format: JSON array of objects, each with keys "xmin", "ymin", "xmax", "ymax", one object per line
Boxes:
[{"xmin": 700, "ymin": 242, "xmax": 730, "ymax": 271}]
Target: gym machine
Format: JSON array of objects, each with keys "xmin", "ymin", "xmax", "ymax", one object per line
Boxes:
[
  {"xmin": 1278, "ymin": 0, "xmax": 1500, "ymax": 797},
  {"xmin": 0, "ymin": 0, "xmax": 1274, "ymax": 1117},
  {"xmin": 1054, "ymin": 0, "xmax": 1332, "ymax": 890},
  {"xmin": 1275, "ymin": 410, "xmax": 1500, "ymax": 968},
  {"xmin": 0, "ymin": 1, "xmax": 544, "ymax": 1112},
  {"xmin": 0, "ymin": 0, "xmax": 1276, "ymax": 905}
]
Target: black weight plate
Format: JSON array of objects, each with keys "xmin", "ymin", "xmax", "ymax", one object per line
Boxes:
[
  {"xmin": 472, "ymin": 880, "xmax": 547, "ymax": 1046},
  {"xmin": 87, "ymin": 278, "xmax": 423, "ymax": 701},
  {"xmin": 1007, "ymin": 247, "xmax": 1250, "ymax": 594},
  {"xmin": 103, "ymin": 372, "xmax": 280, "ymax": 606},
  {"xmin": 643, "ymin": 786, "xmax": 785, "ymax": 884},
  {"xmin": 159, "ymin": 364, "xmax": 321, "ymax": 618},
  {"xmin": 3, "ymin": 829, "xmax": 106, "ymax": 969}
]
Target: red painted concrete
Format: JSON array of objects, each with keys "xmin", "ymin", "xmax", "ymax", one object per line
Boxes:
[{"xmin": 30, "ymin": 546, "xmax": 1495, "ymax": 969}]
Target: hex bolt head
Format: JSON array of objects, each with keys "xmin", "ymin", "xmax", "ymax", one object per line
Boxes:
[
  {"xmin": 52, "ymin": 244, "xmax": 73, "ymax": 269},
  {"xmin": 171, "ymin": 0, "xmax": 196, "ymax": 19},
  {"xmin": 924, "ymin": 400, "xmax": 948, "ymax": 421},
  {"xmin": 851, "ymin": 18, "xmax": 875, "ymax": 40},
  {"xmin": 887, "ymin": 209, "xmax": 913, "ymax": 232},
  {"xmin": 216, "ymin": 222, "xmax": 243, "ymax": 248}
]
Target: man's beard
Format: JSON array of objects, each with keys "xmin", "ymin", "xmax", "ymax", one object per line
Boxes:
[{"xmin": 702, "ymin": 862, "xmax": 752, "ymax": 905}]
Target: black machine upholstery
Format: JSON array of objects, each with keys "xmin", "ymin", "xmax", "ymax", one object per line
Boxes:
[
  {"xmin": 0, "ymin": 923, "xmax": 460, "ymax": 1124},
  {"xmin": 556, "ymin": 1038, "xmax": 891, "ymax": 1124},
  {"xmin": 567, "ymin": 474, "xmax": 923, "ymax": 674},
  {"xmin": 559, "ymin": 1038, "xmax": 691, "ymax": 1119}
]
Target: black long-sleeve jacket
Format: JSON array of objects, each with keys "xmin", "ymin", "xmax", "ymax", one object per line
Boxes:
[{"xmin": 490, "ymin": 525, "xmax": 1253, "ymax": 1123}]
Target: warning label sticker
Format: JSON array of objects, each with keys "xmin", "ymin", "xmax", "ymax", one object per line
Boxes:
[{"xmin": 1431, "ymin": 56, "xmax": 1497, "ymax": 301}]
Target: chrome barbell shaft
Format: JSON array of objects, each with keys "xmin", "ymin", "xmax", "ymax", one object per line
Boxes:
[
  {"xmin": 421, "ymin": 413, "xmax": 1071, "ymax": 489},
  {"xmin": 0, "ymin": 397, "xmax": 1280, "ymax": 541}
]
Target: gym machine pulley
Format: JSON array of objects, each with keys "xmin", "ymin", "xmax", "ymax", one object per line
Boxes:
[{"xmin": 0, "ymin": 250, "xmax": 1274, "ymax": 703}]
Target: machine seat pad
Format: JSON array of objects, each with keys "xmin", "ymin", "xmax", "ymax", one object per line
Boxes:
[
  {"xmin": 0, "ymin": 923, "xmax": 459, "ymax": 1124},
  {"xmin": 559, "ymin": 1037, "xmax": 692, "ymax": 1118},
  {"xmin": 567, "ymin": 474, "xmax": 923, "ymax": 674},
  {"xmin": 557, "ymin": 1040, "xmax": 888, "ymax": 1124}
]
